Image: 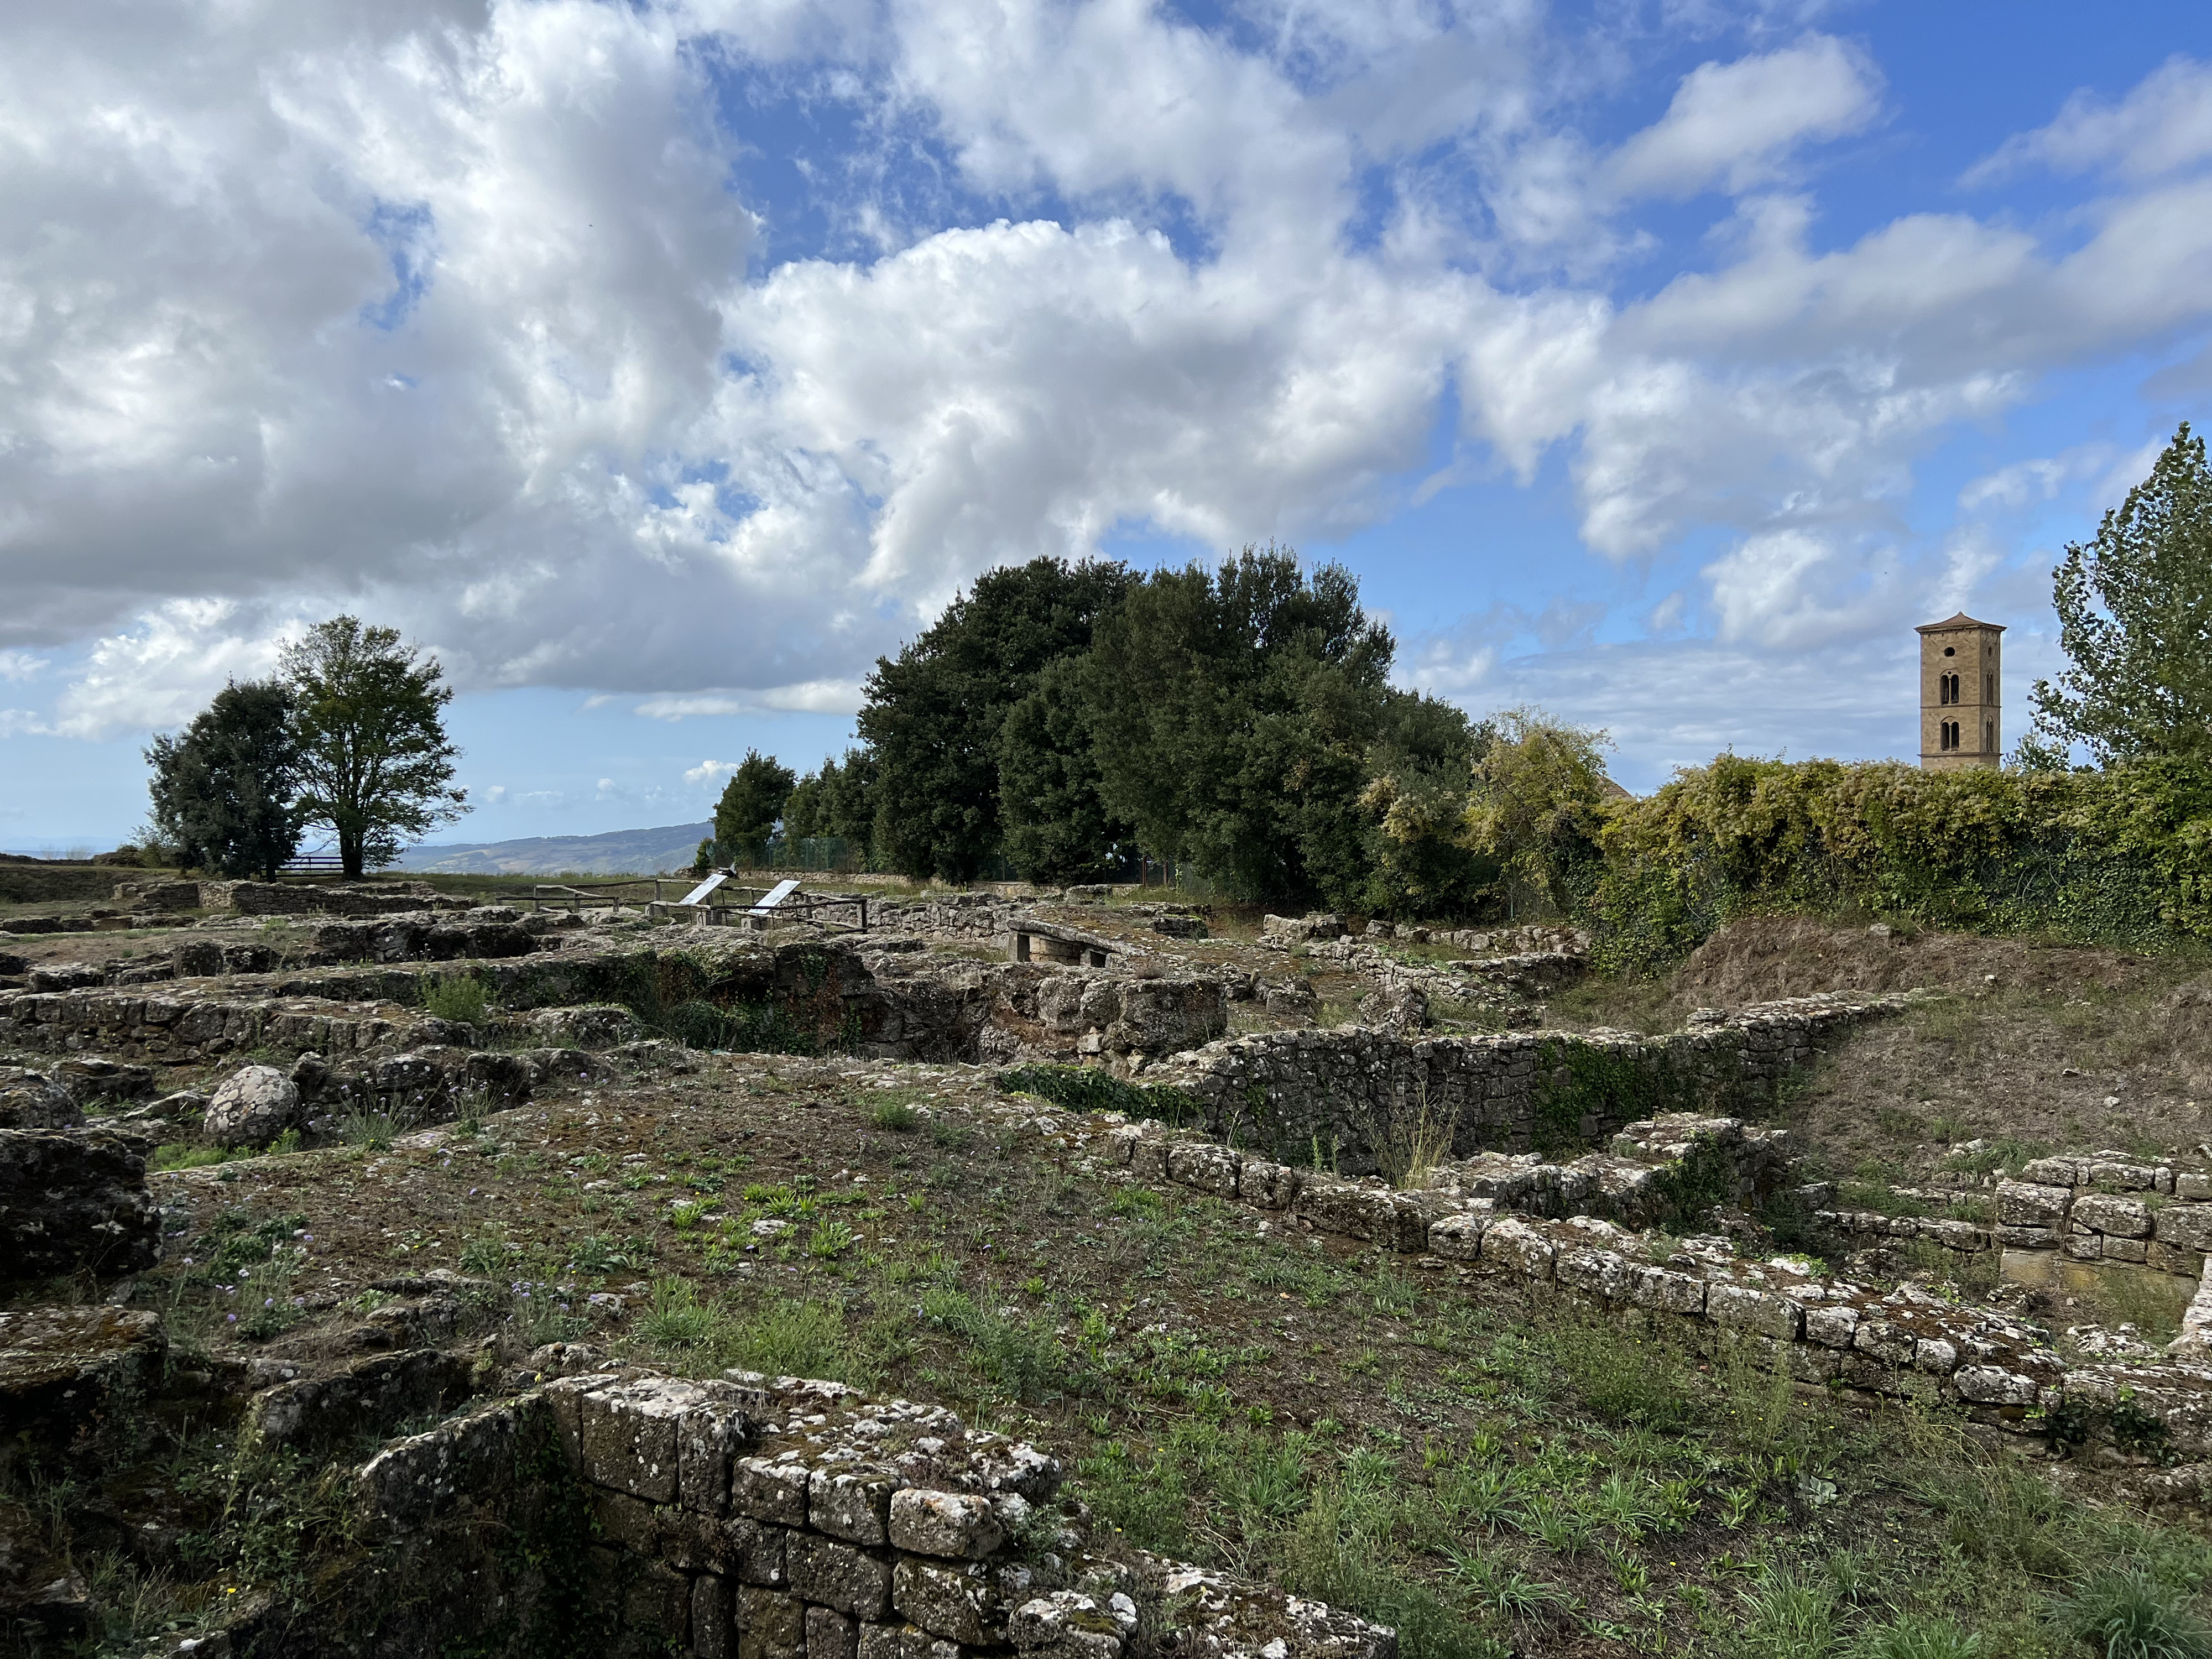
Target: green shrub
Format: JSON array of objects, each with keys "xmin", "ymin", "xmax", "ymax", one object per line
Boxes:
[
  {"xmin": 422, "ymin": 973, "xmax": 490, "ymax": 1024},
  {"xmin": 1590, "ymin": 753, "xmax": 2212, "ymax": 973},
  {"xmin": 998, "ymin": 1063, "xmax": 1196, "ymax": 1125}
]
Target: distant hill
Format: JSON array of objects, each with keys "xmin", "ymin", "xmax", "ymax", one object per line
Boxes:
[{"xmin": 392, "ymin": 822, "xmax": 712, "ymax": 876}]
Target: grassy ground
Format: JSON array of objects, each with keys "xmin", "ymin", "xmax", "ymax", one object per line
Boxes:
[{"xmin": 22, "ymin": 1055, "xmax": 2212, "ymax": 1657}]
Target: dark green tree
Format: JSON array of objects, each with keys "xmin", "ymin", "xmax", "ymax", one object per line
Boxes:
[
  {"xmin": 2030, "ymin": 422, "xmax": 2212, "ymax": 764},
  {"xmin": 782, "ymin": 748, "xmax": 881, "ymax": 863},
  {"xmin": 280, "ymin": 617, "xmax": 467, "ymax": 878},
  {"xmin": 712, "ymin": 750, "xmax": 797, "ymax": 865},
  {"xmin": 997, "ymin": 656, "xmax": 1133, "ymax": 884},
  {"xmin": 858, "ymin": 557, "xmax": 1129, "ymax": 881},
  {"xmin": 144, "ymin": 680, "xmax": 302, "ymax": 878},
  {"xmin": 1083, "ymin": 546, "xmax": 1400, "ymax": 905}
]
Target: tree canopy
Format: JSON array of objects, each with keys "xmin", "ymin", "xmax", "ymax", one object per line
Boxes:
[
  {"xmin": 280, "ymin": 616, "xmax": 466, "ymax": 878},
  {"xmin": 858, "ymin": 556, "xmax": 1129, "ymax": 883},
  {"xmin": 2030, "ymin": 422, "xmax": 2212, "ymax": 765},
  {"xmin": 712, "ymin": 750, "xmax": 797, "ymax": 863},
  {"xmin": 144, "ymin": 680, "xmax": 302, "ymax": 879}
]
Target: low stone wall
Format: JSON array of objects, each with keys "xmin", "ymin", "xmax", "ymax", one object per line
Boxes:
[
  {"xmin": 197, "ymin": 880, "xmax": 443, "ymax": 917},
  {"xmin": 1998, "ymin": 1156, "xmax": 2212, "ymax": 1274},
  {"xmin": 1142, "ymin": 993, "xmax": 1903, "ymax": 1171},
  {"xmin": 317, "ymin": 1364, "xmax": 1395, "ymax": 1659},
  {"xmin": 1048, "ymin": 1108, "xmax": 2212, "ymax": 1463}
]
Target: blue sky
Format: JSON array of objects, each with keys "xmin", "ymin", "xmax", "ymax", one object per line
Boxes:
[{"xmin": 3, "ymin": 0, "xmax": 2210, "ymax": 849}]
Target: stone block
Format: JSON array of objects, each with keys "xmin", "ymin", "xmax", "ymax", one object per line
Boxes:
[
  {"xmin": 1914, "ymin": 1337, "xmax": 1959, "ymax": 1376},
  {"xmin": 1997, "ymin": 1224, "xmax": 2060, "ymax": 1249},
  {"xmin": 681, "ymin": 1404, "xmax": 753, "ymax": 1515},
  {"xmin": 1626, "ymin": 1265, "xmax": 1705, "ymax": 1316},
  {"xmin": 2156, "ymin": 1204, "xmax": 2212, "ymax": 1251},
  {"xmin": 721, "ymin": 1518, "xmax": 788, "ymax": 1587},
  {"xmin": 808, "ymin": 1606, "xmax": 860, "ymax": 1659},
  {"xmin": 1236, "ymin": 1160, "xmax": 1299, "ymax": 1210},
  {"xmin": 1010, "ymin": 1592, "xmax": 1133, "ymax": 1659},
  {"xmin": 623, "ymin": 1560, "xmax": 691, "ymax": 1646},
  {"xmin": 1953, "ymin": 1365, "xmax": 2039, "ymax": 1406},
  {"xmin": 0, "ymin": 1128, "xmax": 160, "ymax": 1284},
  {"xmin": 889, "ymin": 1489, "xmax": 1004, "ymax": 1561},
  {"xmin": 858, "ymin": 1623, "xmax": 961, "ymax": 1659},
  {"xmin": 697, "ymin": 1574, "xmax": 733, "ymax": 1659},
  {"xmin": 2019, "ymin": 1158, "xmax": 2079, "ymax": 1188},
  {"xmin": 1480, "ymin": 1217, "xmax": 1554, "ymax": 1280},
  {"xmin": 2064, "ymin": 1233, "xmax": 2106, "ymax": 1262},
  {"xmin": 734, "ymin": 1457, "xmax": 813, "ymax": 1525},
  {"xmin": 2073, "ymin": 1193, "xmax": 2152, "ymax": 1238},
  {"xmin": 787, "ymin": 1533, "xmax": 893, "ymax": 1620},
  {"xmin": 2178, "ymin": 1174, "xmax": 2212, "ymax": 1202},
  {"xmin": 2148, "ymin": 1241, "xmax": 2204, "ymax": 1276},
  {"xmin": 1996, "ymin": 1181, "xmax": 2070, "ymax": 1228},
  {"xmin": 1555, "ymin": 1247, "xmax": 1633, "ymax": 1304},
  {"xmin": 1707, "ymin": 1284, "xmax": 1802, "ymax": 1342},
  {"xmin": 1426, "ymin": 1212, "xmax": 1486, "ymax": 1260},
  {"xmin": 1851, "ymin": 1318, "xmax": 1916, "ymax": 1367},
  {"xmin": 1803, "ymin": 1304, "xmax": 1859, "ymax": 1348},
  {"xmin": 2105, "ymin": 1236, "xmax": 2150, "ymax": 1263},
  {"xmin": 581, "ymin": 1379, "xmax": 702, "ymax": 1503},
  {"xmin": 893, "ymin": 1558, "xmax": 1010, "ymax": 1646},
  {"xmin": 1165, "ymin": 1141, "xmax": 1239, "ymax": 1198},
  {"xmin": 740, "ymin": 1588, "xmax": 807, "ymax": 1659},
  {"xmin": 1127, "ymin": 1135, "xmax": 1170, "ymax": 1182},
  {"xmin": 810, "ymin": 1466, "xmax": 896, "ymax": 1545}
]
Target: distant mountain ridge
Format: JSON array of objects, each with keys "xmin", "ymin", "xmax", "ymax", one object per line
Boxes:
[{"xmin": 392, "ymin": 821, "xmax": 711, "ymax": 875}]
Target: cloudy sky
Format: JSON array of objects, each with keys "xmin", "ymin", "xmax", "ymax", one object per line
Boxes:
[{"xmin": 3, "ymin": 0, "xmax": 2210, "ymax": 848}]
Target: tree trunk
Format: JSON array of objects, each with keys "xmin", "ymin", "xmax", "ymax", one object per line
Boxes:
[{"xmin": 341, "ymin": 828, "xmax": 364, "ymax": 879}]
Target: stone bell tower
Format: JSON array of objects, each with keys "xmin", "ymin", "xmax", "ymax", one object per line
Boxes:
[{"xmin": 1918, "ymin": 612, "xmax": 2004, "ymax": 770}]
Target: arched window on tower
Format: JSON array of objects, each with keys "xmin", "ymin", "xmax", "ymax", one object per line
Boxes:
[{"xmin": 1985, "ymin": 720, "xmax": 1994, "ymax": 752}]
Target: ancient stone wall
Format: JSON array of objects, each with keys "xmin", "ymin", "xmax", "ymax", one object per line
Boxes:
[
  {"xmin": 1039, "ymin": 1106, "xmax": 2212, "ymax": 1464},
  {"xmin": 331, "ymin": 1364, "xmax": 1395, "ymax": 1659},
  {"xmin": 0, "ymin": 1127, "xmax": 160, "ymax": 1283},
  {"xmin": 1141, "ymin": 993, "xmax": 1902, "ymax": 1172}
]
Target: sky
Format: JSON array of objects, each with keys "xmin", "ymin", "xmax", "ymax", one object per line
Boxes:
[{"xmin": 3, "ymin": 0, "xmax": 2211, "ymax": 851}]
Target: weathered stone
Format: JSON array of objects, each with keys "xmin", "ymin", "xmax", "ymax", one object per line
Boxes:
[
  {"xmin": 1627, "ymin": 1265, "xmax": 1706, "ymax": 1316},
  {"xmin": 581, "ymin": 1378, "xmax": 704, "ymax": 1503},
  {"xmin": 2156, "ymin": 1205, "xmax": 2212, "ymax": 1251},
  {"xmin": 1803, "ymin": 1305, "xmax": 1859, "ymax": 1349},
  {"xmin": 2073, "ymin": 1193, "xmax": 2152, "ymax": 1239},
  {"xmin": 734, "ymin": 1457, "xmax": 813, "ymax": 1524},
  {"xmin": 1481, "ymin": 1217, "xmax": 1556, "ymax": 1280},
  {"xmin": 1555, "ymin": 1246, "xmax": 1633, "ymax": 1303},
  {"xmin": 680, "ymin": 1402, "xmax": 753, "ymax": 1514},
  {"xmin": 203, "ymin": 1063, "xmax": 299, "ymax": 1144},
  {"xmin": 1707, "ymin": 1284, "xmax": 1802, "ymax": 1341},
  {"xmin": 0, "ymin": 1128, "xmax": 160, "ymax": 1283},
  {"xmin": 1237, "ymin": 1159, "xmax": 1300, "ymax": 1210},
  {"xmin": 742, "ymin": 1587, "xmax": 808, "ymax": 1659},
  {"xmin": 786, "ymin": 1533, "xmax": 893, "ymax": 1619},
  {"xmin": 808, "ymin": 1606, "xmax": 860, "ymax": 1659},
  {"xmin": 0, "ymin": 1305, "xmax": 165, "ymax": 1474},
  {"xmin": 1165, "ymin": 1141, "xmax": 1240, "ymax": 1198},
  {"xmin": 697, "ymin": 1574, "xmax": 733, "ymax": 1659},
  {"xmin": 1953, "ymin": 1365, "xmax": 2040, "ymax": 1406},
  {"xmin": 893, "ymin": 1558, "xmax": 1013, "ymax": 1646},
  {"xmin": 1010, "ymin": 1592, "xmax": 1133, "ymax": 1659},
  {"xmin": 0, "ymin": 1069, "xmax": 79, "ymax": 1131},
  {"xmin": 1426, "ymin": 1211, "xmax": 1486, "ymax": 1260},
  {"xmin": 889, "ymin": 1489, "xmax": 1004, "ymax": 1560},
  {"xmin": 1996, "ymin": 1180, "xmax": 2070, "ymax": 1228},
  {"xmin": 1851, "ymin": 1318, "xmax": 1916, "ymax": 1367},
  {"xmin": 721, "ymin": 1517, "xmax": 789, "ymax": 1587},
  {"xmin": 810, "ymin": 1465, "xmax": 896, "ymax": 1544}
]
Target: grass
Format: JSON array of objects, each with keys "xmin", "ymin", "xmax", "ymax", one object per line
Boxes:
[{"xmin": 101, "ymin": 1048, "xmax": 2212, "ymax": 1659}]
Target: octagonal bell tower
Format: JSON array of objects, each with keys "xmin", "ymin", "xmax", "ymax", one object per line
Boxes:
[{"xmin": 1918, "ymin": 612, "xmax": 2004, "ymax": 770}]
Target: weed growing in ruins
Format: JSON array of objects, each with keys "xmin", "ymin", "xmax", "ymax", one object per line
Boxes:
[
  {"xmin": 1368, "ymin": 1079, "xmax": 1454, "ymax": 1188},
  {"xmin": 639, "ymin": 1276, "xmax": 721, "ymax": 1348},
  {"xmin": 422, "ymin": 972, "xmax": 491, "ymax": 1024},
  {"xmin": 871, "ymin": 1098, "xmax": 921, "ymax": 1131}
]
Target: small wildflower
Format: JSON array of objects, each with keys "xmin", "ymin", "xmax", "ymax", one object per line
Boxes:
[{"xmin": 227, "ymin": 1313, "xmax": 237, "ymax": 1323}]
